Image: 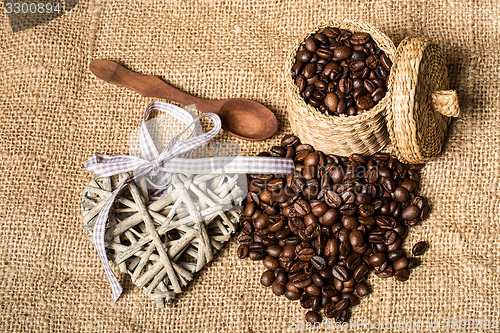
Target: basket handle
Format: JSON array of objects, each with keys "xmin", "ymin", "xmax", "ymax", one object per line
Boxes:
[{"xmin": 431, "ymin": 90, "xmax": 460, "ymax": 117}]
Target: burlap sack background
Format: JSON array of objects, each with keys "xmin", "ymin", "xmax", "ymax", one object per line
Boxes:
[{"xmin": 0, "ymin": 1, "xmax": 498, "ymax": 332}]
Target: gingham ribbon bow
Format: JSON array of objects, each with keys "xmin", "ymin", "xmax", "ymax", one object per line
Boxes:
[{"xmin": 83, "ymin": 101, "xmax": 295, "ymax": 302}]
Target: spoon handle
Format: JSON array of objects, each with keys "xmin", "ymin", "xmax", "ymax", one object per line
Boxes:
[{"xmin": 89, "ymin": 59, "xmax": 223, "ymax": 113}]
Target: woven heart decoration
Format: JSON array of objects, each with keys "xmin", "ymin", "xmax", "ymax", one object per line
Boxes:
[
  {"xmin": 80, "ymin": 101, "xmax": 294, "ymax": 303},
  {"xmin": 81, "ymin": 173, "xmax": 243, "ymax": 308}
]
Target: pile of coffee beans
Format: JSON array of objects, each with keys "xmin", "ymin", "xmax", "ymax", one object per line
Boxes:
[
  {"xmin": 237, "ymin": 134, "xmax": 429, "ymax": 324},
  {"xmin": 293, "ymin": 28, "xmax": 392, "ymax": 116}
]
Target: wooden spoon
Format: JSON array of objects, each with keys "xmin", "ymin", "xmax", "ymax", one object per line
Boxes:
[{"xmin": 89, "ymin": 59, "xmax": 278, "ymax": 141}]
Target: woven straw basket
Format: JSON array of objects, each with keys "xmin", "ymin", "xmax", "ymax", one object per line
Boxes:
[
  {"xmin": 285, "ymin": 19, "xmax": 396, "ymax": 156},
  {"xmin": 285, "ymin": 19, "xmax": 460, "ymax": 162}
]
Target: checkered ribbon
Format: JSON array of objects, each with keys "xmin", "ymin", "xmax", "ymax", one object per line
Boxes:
[{"xmin": 83, "ymin": 101, "xmax": 294, "ymax": 302}]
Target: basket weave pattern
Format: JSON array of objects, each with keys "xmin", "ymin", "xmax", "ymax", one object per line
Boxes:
[
  {"xmin": 285, "ymin": 19, "xmax": 396, "ymax": 156},
  {"xmin": 387, "ymin": 37, "xmax": 459, "ymax": 164}
]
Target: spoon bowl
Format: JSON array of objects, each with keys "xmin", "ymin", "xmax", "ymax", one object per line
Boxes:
[
  {"xmin": 218, "ymin": 99, "xmax": 278, "ymax": 140},
  {"xmin": 89, "ymin": 59, "xmax": 278, "ymax": 141}
]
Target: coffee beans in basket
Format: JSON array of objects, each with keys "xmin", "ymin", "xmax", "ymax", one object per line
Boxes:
[
  {"xmin": 293, "ymin": 28, "xmax": 392, "ymax": 116},
  {"xmin": 237, "ymin": 134, "xmax": 429, "ymax": 324}
]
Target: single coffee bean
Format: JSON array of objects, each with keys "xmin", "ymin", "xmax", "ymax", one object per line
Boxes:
[
  {"xmin": 407, "ymin": 257, "xmax": 420, "ymax": 269},
  {"xmin": 356, "ymin": 282, "xmax": 371, "ymax": 297},
  {"xmin": 317, "ymin": 48, "xmax": 333, "ymax": 59},
  {"xmin": 237, "ymin": 244, "xmax": 249, "ymax": 259},
  {"xmin": 393, "ymin": 257, "xmax": 409, "ymax": 271},
  {"xmin": 249, "ymin": 249, "xmax": 266, "ymax": 260},
  {"xmin": 349, "ymin": 230, "xmax": 364, "ymax": 247},
  {"xmin": 297, "ymin": 247, "xmax": 315, "ymax": 261},
  {"xmin": 312, "ymin": 273, "xmax": 325, "ymax": 287},
  {"xmin": 305, "ymin": 37, "xmax": 317, "ymax": 52},
  {"xmin": 387, "ymin": 248, "xmax": 405, "ymax": 261},
  {"xmin": 339, "ymin": 203, "xmax": 357, "ymax": 216},
  {"xmin": 272, "ymin": 281, "xmax": 285, "ymax": 296},
  {"xmin": 311, "ymin": 255, "xmax": 327, "ymax": 270},
  {"xmin": 297, "ymin": 50, "xmax": 312, "ymax": 62},
  {"xmin": 369, "ymin": 252, "xmax": 386, "ymax": 267},
  {"xmin": 261, "ymin": 270, "xmax": 275, "ymax": 287},
  {"xmin": 238, "ymin": 234, "xmax": 253, "ymax": 245},
  {"xmin": 293, "ymin": 274, "xmax": 312, "ymax": 289},
  {"xmin": 334, "ymin": 46, "xmax": 352, "ymax": 60},
  {"xmin": 305, "ymin": 311, "xmax": 322, "ymax": 324},
  {"xmin": 394, "ymin": 186, "xmax": 410, "ymax": 202},
  {"xmin": 244, "ymin": 203, "xmax": 256, "ymax": 217},
  {"xmin": 285, "ymin": 289, "xmax": 301, "ymax": 300},
  {"xmin": 380, "ymin": 53, "xmax": 392, "ymax": 70},
  {"xmin": 263, "ymin": 256, "xmax": 279, "ymax": 271},
  {"xmin": 305, "ymin": 283, "xmax": 321, "ymax": 296},
  {"xmin": 323, "ymin": 302, "xmax": 336, "ymax": 318},
  {"xmin": 402, "ymin": 205, "xmax": 421, "ymax": 220},
  {"xmin": 412, "ymin": 241, "xmax": 428, "ymax": 256},
  {"xmin": 394, "ymin": 268, "xmax": 410, "ymax": 282},
  {"xmin": 366, "ymin": 54, "xmax": 379, "ymax": 69},
  {"xmin": 332, "ymin": 265, "xmax": 350, "ymax": 282},
  {"xmin": 301, "ymin": 295, "xmax": 313, "ymax": 309},
  {"xmin": 266, "ymin": 245, "xmax": 282, "ymax": 258}
]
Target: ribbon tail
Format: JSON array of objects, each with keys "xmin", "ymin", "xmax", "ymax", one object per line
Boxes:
[{"xmin": 93, "ymin": 176, "xmax": 130, "ymax": 302}]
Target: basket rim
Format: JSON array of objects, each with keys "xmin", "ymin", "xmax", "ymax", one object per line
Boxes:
[{"xmin": 285, "ymin": 18, "xmax": 397, "ymax": 126}]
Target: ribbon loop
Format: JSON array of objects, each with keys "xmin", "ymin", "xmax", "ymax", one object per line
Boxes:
[{"xmin": 83, "ymin": 101, "xmax": 295, "ymax": 302}]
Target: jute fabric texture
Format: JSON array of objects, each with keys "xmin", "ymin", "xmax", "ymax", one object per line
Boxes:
[{"xmin": 0, "ymin": 1, "xmax": 498, "ymax": 332}]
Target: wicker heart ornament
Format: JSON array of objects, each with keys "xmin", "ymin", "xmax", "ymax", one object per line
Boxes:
[{"xmin": 81, "ymin": 173, "xmax": 243, "ymax": 308}]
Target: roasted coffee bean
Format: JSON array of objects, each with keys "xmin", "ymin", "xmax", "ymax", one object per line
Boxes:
[
  {"xmin": 297, "ymin": 247, "xmax": 315, "ymax": 261},
  {"xmin": 305, "ymin": 37, "xmax": 317, "ymax": 52},
  {"xmin": 335, "ymin": 309, "xmax": 350, "ymax": 323},
  {"xmin": 388, "ymin": 248, "xmax": 405, "ymax": 261},
  {"xmin": 266, "ymin": 245, "xmax": 282, "ymax": 258},
  {"xmin": 339, "ymin": 203, "xmax": 357, "ymax": 216},
  {"xmin": 369, "ymin": 253, "xmax": 386, "ymax": 267},
  {"xmin": 237, "ymin": 244, "xmax": 249, "ymax": 259},
  {"xmin": 356, "ymin": 95, "xmax": 374, "ymax": 110},
  {"xmin": 311, "ymin": 255, "xmax": 327, "ymax": 270},
  {"xmin": 238, "ymin": 234, "xmax": 253, "ymax": 246},
  {"xmin": 263, "ymin": 256, "xmax": 280, "ymax": 270},
  {"xmin": 356, "ymin": 282, "xmax": 370, "ymax": 297},
  {"xmin": 353, "ymin": 263, "xmax": 369, "ymax": 282},
  {"xmin": 249, "ymin": 249, "xmax": 266, "ymax": 260},
  {"xmin": 407, "ymin": 257, "xmax": 420, "ymax": 269},
  {"xmin": 394, "ymin": 186, "xmax": 410, "ymax": 202},
  {"xmin": 323, "ymin": 302, "xmax": 336, "ymax": 318},
  {"xmin": 312, "ymin": 273, "xmax": 325, "ymax": 287},
  {"xmin": 297, "ymin": 50, "xmax": 312, "ymax": 63},
  {"xmin": 366, "ymin": 54, "xmax": 379, "ymax": 69},
  {"xmin": 294, "ymin": 199, "xmax": 311, "ymax": 216},
  {"xmin": 394, "ymin": 268, "xmax": 410, "ymax": 282},
  {"xmin": 293, "ymin": 274, "xmax": 312, "ymax": 289},
  {"xmin": 325, "ymin": 190, "xmax": 342, "ymax": 208},
  {"xmin": 332, "ymin": 265, "xmax": 350, "ymax": 282},
  {"xmin": 412, "ymin": 241, "xmax": 428, "ymax": 256},
  {"xmin": 402, "ymin": 205, "xmax": 420, "ymax": 221},
  {"xmin": 301, "ymin": 295, "xmax": 314, "ymax": 308},
  {"xmin": 305, "ymin": 310, "xmax": 322, "ymax": 324},
  {"xmin": 285, "ymin": 289, "xmax": 301, "ymax": 300},
  {"xmin": 393, "ymin": 257, "xmax": 409, "ymax": 271},
  {"xmin": 349, "ymin": 230, "xmax": 364, "ymax": 247},
  {"xmin": 305, "ymin": 283, "xmax": 321, "ymax": 296},
  {"xmin": 272, "ymin": 281, "xmax": 286, "ymax": 296},
  {"xmin": 334, "ymin": 46, "xmax": 352, "ymax": 60},
  {"xmin": 261, "ymin": 270, "xmax": 275, "ymax": 287},
  {"xmin": 380, "ymin": 53, "xmax": 392, "ymax": 70}
]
